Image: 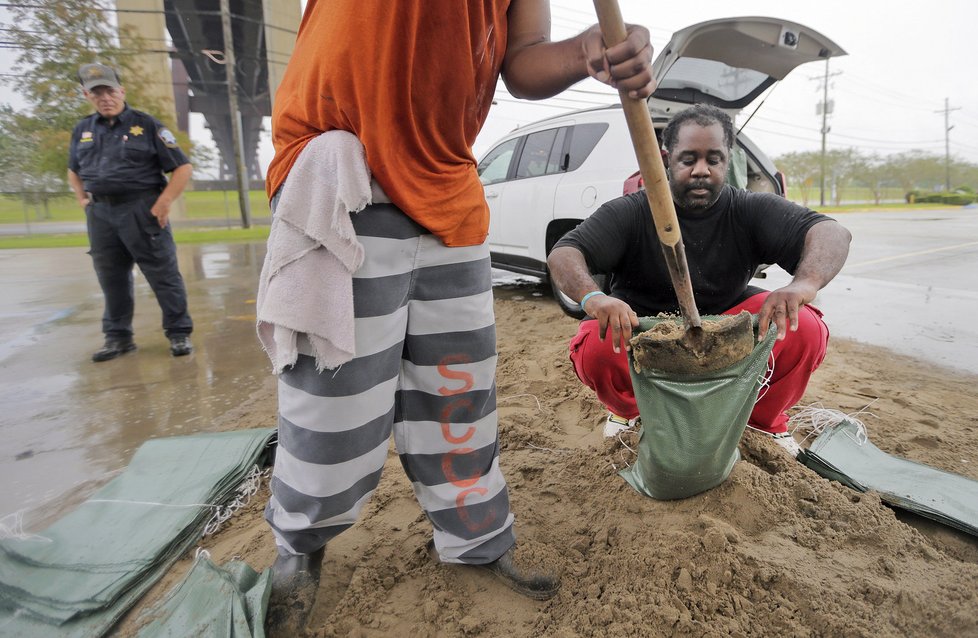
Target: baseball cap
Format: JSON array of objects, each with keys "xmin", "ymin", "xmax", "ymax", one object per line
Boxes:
[{"xmin": 78, "ymin": 63, "xmax": 122, "ymax": 92}]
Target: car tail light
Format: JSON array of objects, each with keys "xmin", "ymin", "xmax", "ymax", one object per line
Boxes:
[
  {"xmin": 775, "ymin": 171, "xmax": 788, "ymax": 198},
  {"xmin": 623, "ymin": 170, "xmax": 643, "ymax": 195},
  {"xmin": 623, "ymin": 149, "xmax": 668, "ymax": 195}
]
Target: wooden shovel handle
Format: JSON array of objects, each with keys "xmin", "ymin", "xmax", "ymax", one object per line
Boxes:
[{"xmin": 592, "ymin": 0, "xmax": 702, "ymax": 329}]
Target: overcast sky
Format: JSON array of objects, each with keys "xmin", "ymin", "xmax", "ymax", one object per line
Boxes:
[
  {"xmin": 474, "ymin": 0, "xmax": 978, "ymax": 164},
  {"xmin": 4, "ymin": 1, "xmax": 976, "ymax": 176},
  {"xmin": 256, "ymin": 0, "xmax": 978, "ymax": 173}
]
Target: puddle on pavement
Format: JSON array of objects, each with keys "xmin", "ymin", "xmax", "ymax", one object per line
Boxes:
[
  {"xmin": 0, "ymin": 251, "xmax": 559, "ymax": 527},
  {"xmin": 0, "ymin": 244, "xmax": 269, "ymax": 526},
  {"xmin": 490, "ymin": 269, "xmax": 548, "ymax": 301}
]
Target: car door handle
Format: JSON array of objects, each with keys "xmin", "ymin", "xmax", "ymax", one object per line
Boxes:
[{"xmin": 485, "ymin": 191, "xmax": 499, "ymax": 199}]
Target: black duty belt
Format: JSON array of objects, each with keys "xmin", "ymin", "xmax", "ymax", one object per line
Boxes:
[{"xmin": 89, "ymin": 190, "xmax": 160, "ymax": 205}]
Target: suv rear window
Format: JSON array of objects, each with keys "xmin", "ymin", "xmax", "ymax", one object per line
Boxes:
[
  {"xmin": 478, "ymin": 137, "xmax": 519, "ymax": 185},
  {"xmin": 565, "ymin": 122, "xmax": 609, "ymax": 171},
  {"xmin": 656, "ymin": 58, "xmax": 770, "ymax": 107},
  {"xmin": 478, "ymin": 121, "xmax": 609, "ymax": 185},
  {"xmin": 515, "ymin": 128, "xmax": 564, "ymax": 178}
]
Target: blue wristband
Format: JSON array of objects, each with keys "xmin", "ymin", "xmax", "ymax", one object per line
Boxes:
[{"xmin": 579, "ymin": 290, "xmax": 606, "ymax": 311}]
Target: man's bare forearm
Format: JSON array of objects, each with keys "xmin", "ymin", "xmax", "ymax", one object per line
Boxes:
[
  {"xmin": 792, "ymin": 220, "xmax": 851, "ymax": 290},
  {"xmin": 159, "ymin": 163, "xmax": 193, "ymax": 205},
  {"xmin": 547, "ymin": 246, "xmax": 602, "ymax": 302},
  {"xmin": 501, "ymin": 0, "xmax": 653, "ymax": 100}
]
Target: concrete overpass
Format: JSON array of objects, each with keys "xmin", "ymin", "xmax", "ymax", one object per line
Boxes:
[{"xmin": 117, "ymin": 0, "xmax": 301, "ymax": 183}]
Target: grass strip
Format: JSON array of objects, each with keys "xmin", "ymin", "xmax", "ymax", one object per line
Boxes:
[{"xmin": 0, "ymin": 226, "xmax": 270, "ymax": 250}]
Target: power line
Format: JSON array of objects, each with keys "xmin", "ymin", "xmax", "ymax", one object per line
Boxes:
[
  {"xmin": 493, "ymin": 97, "xmax": 587, "ymax": 110},
  {"xmin": 831, "ymin": 81, "xmax": 942, "ymax": 115},
  {"xmin": 838, "ymin": 71, "xmax": 946, "ymax": 112},
  {"xmin": 752, "ymin": 113, "xmax": 945, "ymax": 146},
  {"xmin": 951, "ymin": 140, "xmax": 978, "ymax": 154},
  {"xmin": 0, "ymin": 3, "xmax": 298, "ymax": 36},
  {"xmin": 743, "ymin": 125, "xmax": 823, "ymax": 145},
  {"xmin": 748, "ymin": 132, "xmax": 947, "ymax": 161}
]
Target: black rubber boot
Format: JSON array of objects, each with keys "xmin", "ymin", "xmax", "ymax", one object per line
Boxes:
[
  {"xmin": 92, "ymin": 337, "xmax": 136, "ymax": 362},
  {"xmin": 265, "ymin": 546, "xmax": 325, "ymax": 637},
  {"xmin": 474, "ymin": 546, "xmax": 560, "ymax": 601},
  {"xmin": 168, "ymin": 334, "xmax": 193, "ymax": 357}
]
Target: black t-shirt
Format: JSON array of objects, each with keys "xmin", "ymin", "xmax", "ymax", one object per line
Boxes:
[
  {"xmin": 553, "ymin": 185, "xmax": 831, "ymax": 316},
  {"xmin": 68, "ymin": 106, "xmax": 189, "ymax": 195}
]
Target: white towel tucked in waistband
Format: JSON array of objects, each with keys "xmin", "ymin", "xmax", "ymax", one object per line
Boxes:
[{"xmin": 256, "ymin": 130, "xmax": 383, "ymax": 373}]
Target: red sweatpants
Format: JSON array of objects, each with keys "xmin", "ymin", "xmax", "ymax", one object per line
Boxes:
[{"xmin": 568, "ymin": 292, "xmax": 829, "ymax": 434}]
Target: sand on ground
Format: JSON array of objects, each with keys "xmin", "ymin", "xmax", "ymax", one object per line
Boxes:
[{"xmin": 115, "ymin": 294, "xmax": 978, "ymax": 637}]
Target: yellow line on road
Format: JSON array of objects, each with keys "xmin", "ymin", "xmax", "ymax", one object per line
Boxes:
[{"xmin": 846, "ymin": 241, "xmax": 978, "ymax": 269}]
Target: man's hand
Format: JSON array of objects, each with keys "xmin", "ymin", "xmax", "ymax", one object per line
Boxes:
[
  {"xmin": 150, "ymin": 196, "xmax": 171, "ymax": 228},
  {"xmin": 581, "ymin": 23, "xmax": 655, "ymax": 99},
  {"xmin": 67, "ymin": 170, "xmax": 89, "ymax": 209},
  {"xmin": 757, "ymin": 280, "xmax": 819, "ymax": 341},
  {"xmin": 584, "ymin": 293, "xmax": 641, "ymax": 354}
]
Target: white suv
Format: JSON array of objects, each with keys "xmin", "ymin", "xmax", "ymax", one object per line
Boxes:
[{"xmin": 478, "ymin": 17, "xmax": 845, "ymax": 317}]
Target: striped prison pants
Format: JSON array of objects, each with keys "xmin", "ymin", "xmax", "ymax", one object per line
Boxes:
[{"xmin": 265, "ymin": 203, "xmax": 516, "ymax": 564}]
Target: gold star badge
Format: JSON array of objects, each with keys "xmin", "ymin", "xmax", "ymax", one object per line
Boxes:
[{"xmin": 129, "ymin": 125, "xmax": 144, "ymax": 136}]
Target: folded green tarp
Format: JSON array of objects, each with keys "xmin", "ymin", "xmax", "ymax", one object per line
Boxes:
[
  {"xmin": 800, "ymin": 420, "xmax": 978, "ymax": 537},
  {"xmin": 0, "ymin": 428, "xmax": 276, "ymax": 637},
  {"xmin": 135, "ymin": 555, "xmax": 270, "ymax": 638}
]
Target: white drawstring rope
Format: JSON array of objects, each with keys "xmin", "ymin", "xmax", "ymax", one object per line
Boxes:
[
  {"xmin": 788, "ymin": 400, "xmax": 877, "ymax": 447},
  {"xmin": 0, "ymin": 511, "xmax": 52, "ymax": 543},
  {"xmin": 79, "ymin": 464, "xmax": 270, "ymax": 538}
]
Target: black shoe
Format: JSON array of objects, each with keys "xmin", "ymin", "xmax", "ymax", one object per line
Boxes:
[
  {"xmin": 169, "ymin": 335, "xmax": 193, "ymax": 357},
  {"xmin": 265, "ymin": 547, "xmax": 325, "ymax": 637},
  {"xmin": 92, "ymin": 337, "xmax": 136, "ymax": 362},
  {"xmin": 474, "ymin": 546, "xmax": 560, "ymax": 601}
]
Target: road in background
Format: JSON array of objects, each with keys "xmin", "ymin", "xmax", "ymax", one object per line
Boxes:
[{"xmin": 762, "ymin": 208, "xmax": 978, "ymax": 375}]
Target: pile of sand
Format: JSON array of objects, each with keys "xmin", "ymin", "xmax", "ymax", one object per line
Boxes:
[{"xmin": 115, "ymin": 295, "xmax": 978, "ymax": 637}]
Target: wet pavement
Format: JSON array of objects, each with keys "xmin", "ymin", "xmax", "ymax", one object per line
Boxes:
[
  {"xmin": 1, "ymin": 206, "xmax": 976, "ymax": 523},
  {"xmin": 763, "ymin": 207, "xmax": 978, "ymax": 373},
  {"xmin": 0, "ymin": 243, "xmax": 271, "ymax": 522}
]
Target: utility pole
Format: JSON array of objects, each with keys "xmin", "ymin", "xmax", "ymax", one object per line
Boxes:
[
  {"xmin": 219, "ymin": 0, "xmax": 252, "ymax": 228},
  {"xmin": 811, "ymin": 58, "xmax": 841, "ymax": 207},
  {"xmin": 936, "ymin": 97, "xmax": 961, "ymax": 192}
]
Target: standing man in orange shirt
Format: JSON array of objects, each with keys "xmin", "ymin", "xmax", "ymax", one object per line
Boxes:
[{"xmin": 259, "ymin": 2, "xmax": 655, "ymax": 632}]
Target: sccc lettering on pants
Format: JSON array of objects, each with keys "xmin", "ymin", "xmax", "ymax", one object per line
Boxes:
[{"xmin": 437, "ymin": 354, "xmax": 496, "ymax": 533}]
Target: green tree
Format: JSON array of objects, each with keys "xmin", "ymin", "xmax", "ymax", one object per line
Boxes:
[
  {"xmin": 851, "ymin": 154, "xmax": 892, "ymax": 205},
  {"xmin": 773, "ymin": 151, "xmax": 821, "ymax": 206},
  {"xmin": 0, "ymin": 105, "xmax": 30, "ymax": 192},
  {"xmin": 825, "ymin": 148, "xmax": 860, "ymax": 206},
  {"xmin": 2, "ymin": 0, "xmax": 165, "ymax": 129},
  {"xmin": 0, "ymin": 0, "xmax": 172, "ymax": 204},
  {"xmin": 949, "ymin": 158, "xmax": 978, "ymax": 192},
  {"xmin": 776, "ymin": 147, "xmax": 978, "ymax": 205},
  {"xmin": 884, "ymin": 151, "xmax": 945, "ymax": 195},
  {"xmin": 0, "ymin": 104, "xmax": 66, "ymax": 219}
]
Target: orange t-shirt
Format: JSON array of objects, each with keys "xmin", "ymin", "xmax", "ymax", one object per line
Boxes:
[{"xmin": 266, "ymin": 0, "xmax": 511, "ymax": 246}]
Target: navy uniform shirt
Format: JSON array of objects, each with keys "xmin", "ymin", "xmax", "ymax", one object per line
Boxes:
[{"xmin": 68, "ymin": 105, "xmax": 189, "ymax": 196}]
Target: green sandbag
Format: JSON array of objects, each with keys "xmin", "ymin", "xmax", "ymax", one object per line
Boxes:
[
  {"xmin": 800, "ymin": 419, "xmax": 978, "ymax": 537},
  {"xmin": 0, "ymin": 428, "xmax": 276, "ymax": 637},
  {"xmin": 620, "ymin": 315, "xmax": 776, "ymax": 500},
  {"xmin": 136, "ymin": 556, "xmax": 271, "ymax": 638}
]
